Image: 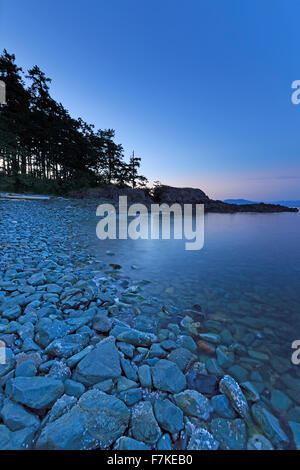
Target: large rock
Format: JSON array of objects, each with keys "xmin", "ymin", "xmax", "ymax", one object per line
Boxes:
[
  {"xmin": 174, "ymin": 390, "xmax": 211, "ymax": 420},
  {"xmin": 187, "ymin": 428, "xmax": 219, "ymax": 450},
  {"xmin": 6, "ymin": 376, "xmax": 64, "ymax": 409},
  {"xmin": 36, "ymin": 390, "xmax": 130, "ymax": 450},
  {"xmin": 153, "ymin": 399, "xmax": 184, "ymax": 434},
  {"xmin": 219, "ymin": 375, "xmax": 251, "ymax": 422},
  {"xmin": 45, "ymin": 334, "xmax": 89, "ymax": 358},
  {"xmin": 131, "ymin": 401, "xmax": 162, "ymax": 446},
  {"xmin": 92, "ymin": 314, "xmax": 112, "ymax": 333},
  {"xmin": 35, "ymin": 318, "xmax": 74, "ymax": 348},
  {"xmin": 168, "ymin": 347, "xmax": 195, "ymax": 372},
  {"xmin": 46, "ymin": 394, "xmax": 77, "ymax": 424},
  {"xmin": 138, "ymin": 364, "xmax": 152, "ymax": 388},
  {"xmin": 151, "ymin": 359, "xmax": 186, "ymax": 393},
  {"xmin": 74, "ymin": 339, "xmax": 121, "ymax": 385},
  {"xmin": 153, "ymin": 185, "xmax": 209, "ymax": 204},
  {"xmin": 0, "ymin": 424, "xmax": 36, "ymax": 450},
  {"xmin": 116, "ymin": 328, "xmax": 156, "ymax": 347},
  {"xmin": 251, "ymin": 403, "xmax": 289, "ymax": 448},
  {"xmin": 28, "ymin": 272, "xmax": 46, "ymax": 286},
  {"xmin": 211, "ymin": 394, "xmax": 236, "ymax": 419},
  {"xmin": 2, "ymin": 304, "xmax": 21, "ymax": 320},
  {"xmin": 211, "ymin": 418, "xmax": 247, "ymax": 450},
  {"xmin": 0, "ymin": 398, "xmax": 40, "ymax": 431},
  {"xmin": 186, "ymin": 371, "xmax": 218, "ymax": 397}
]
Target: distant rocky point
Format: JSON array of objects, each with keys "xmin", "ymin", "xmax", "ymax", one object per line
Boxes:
[{"xmin": 69, "ymin": 186, "xmax": 299, "ymax": 213}]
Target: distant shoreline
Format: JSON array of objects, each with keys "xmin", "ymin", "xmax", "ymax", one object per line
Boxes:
[{"xmin": 1, "ymin": 187, "xmax": 298, "ymax": 213}]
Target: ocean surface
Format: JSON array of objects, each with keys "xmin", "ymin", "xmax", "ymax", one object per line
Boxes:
[{"xmin": 90, "ymin": 208, "xmax": 300, "ymax": 411}]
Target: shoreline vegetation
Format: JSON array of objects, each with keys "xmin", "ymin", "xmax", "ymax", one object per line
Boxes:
[{"xmin": 0, "ymin": 198, "xmax": 299, "ymax": 450}]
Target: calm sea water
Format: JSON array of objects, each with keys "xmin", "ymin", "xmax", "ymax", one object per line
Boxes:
[
  {"xmin": 93, "ymin": 210, "xmax": 300, "ymax": 322},
  {"xmin": 89, "ymin": 208, "xmax": 300, "ymax": 410}
]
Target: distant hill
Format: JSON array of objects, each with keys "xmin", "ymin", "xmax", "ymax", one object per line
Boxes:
[
  {"xmin": 224, "ymin": 198, "xmax": 300, "ymax": 208},
  {"xmin": 272, "ymin": 200, "xmax": 300, "ymax": 208}
]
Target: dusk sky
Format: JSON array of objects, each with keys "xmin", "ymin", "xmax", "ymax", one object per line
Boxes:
[{"xmin": 1, "ymin": 0, "xmax": 300, "ymax": 200}]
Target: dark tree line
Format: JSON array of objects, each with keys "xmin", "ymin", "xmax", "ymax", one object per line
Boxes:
[{"xmin": 0, "ymin": 50, "xmax": 148, "ymax": 192}]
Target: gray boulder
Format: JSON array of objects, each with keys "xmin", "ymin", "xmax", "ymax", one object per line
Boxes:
[
  {"xmin": 154, "ymin": 399, "xmax": 184, "ymax": 434},
  {"xmin": 6, "ymin": 376, "xmax": 64, "ymax": 409},
  {"xmin": 35, "ymin": 390, "xmax": 130, "ymax": 450},
  {"xmin": 219, "ymin": 375, "xmax": 251, "ymax": 422},
  {"xmin": 174, "ymin": 390, "xmax": 211, "ymax": 420},
  {"xmin": 138, "ymin": 364, "xmax": 152, "ymax": 388},
  {"xmin": 251, "ymin": 403, "xmax": 289, "ymax": 448},
  {"xmin": 74, "ymin": 339, "xmax": 121, "ymax": 385},
  {"xmin": 45, "ymin": 334, "xmax": 89, "ymax": 358},
  {"xmin": 168, "ymin": 347, "xmax": 195, "ymax": 372},
  {"xmin": 187, "ymin": 428, "xmax": 219, "ymax": 450},
  {"xmin": 211, "ymin": 418, "xmax": 247, "ymax": 450},
  {"xmin": 0, "ymin": 398, "xmax": 40, "ymax": 431},
  {"xmin": 117, "ymin": 328, "xmax": 156, "ymax": 347},
  {"xmin": 151, "ymin": 359, "xmax": 186, "ymax": 393},
  {"xmin": 0, "ymin": 424, "xmax": 36, "ymax": 450},
  {"xmin": 92, "ymin": 314, "xmax": 112, "ymax": 333},
  {"xmin": 131, "ymin": 401, "xmax": 162, "ymax": 446},
  {"xmin": 35, "ymin": 318, "xmax": 74, "ymax": 348}
]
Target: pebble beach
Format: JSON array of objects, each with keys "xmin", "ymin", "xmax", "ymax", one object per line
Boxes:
[{"xmin": 0, "ymin": 198, "xmax": 299, "ymax": 450}]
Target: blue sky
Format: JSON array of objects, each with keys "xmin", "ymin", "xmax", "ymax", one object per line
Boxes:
[{"xmin": 1, "ymin": 0, "xmax": 300, "ymax": 200}]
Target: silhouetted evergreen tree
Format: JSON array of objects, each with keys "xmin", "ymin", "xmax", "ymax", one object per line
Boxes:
[
  {"xmin": 0, "ymin": 50, "xmax": 147, "ymax": 193},
  {"xmin": 128, "ymin": 151, "xmax": 148, "ymax": 188}
]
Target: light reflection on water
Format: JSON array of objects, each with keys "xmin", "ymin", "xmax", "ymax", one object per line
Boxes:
[{"xmin": 90, "ymin": 209, "xmax": 300, "ymax": 410}]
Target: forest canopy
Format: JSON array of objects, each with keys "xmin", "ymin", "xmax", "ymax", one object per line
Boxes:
[{"xmin": 0, "ymin": 50, "xmax": 148, "ymax": 194}]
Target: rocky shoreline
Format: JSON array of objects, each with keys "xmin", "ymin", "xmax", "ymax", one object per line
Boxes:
[{"xmin": 0, "ymin": 199, "xmax": 299, "ymax": 450}]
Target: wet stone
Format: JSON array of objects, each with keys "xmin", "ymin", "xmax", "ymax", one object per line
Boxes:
[
  {"xmin": 0, "ymin": 398, "xmax": 40, "ymax": 431},
  {"xmin": 153, "ymin": 399, "xmax": 184, "ymax": 434},
  {"xmin": 168, "ymin": 347, "xmax": 195, "ymax": 372},
  {"xmin": 151, "ymin": 360, "xmax": 186, "ymax": 394},
  {"xmin": 174, "ymin": 390, "xmax": 212, "ymax": 420},
  {"xmin": 36, "ymin": 390, "xmax": 130, "ymax": 450},
  {"xmin": 119, "ymin": 387, "xmax": 142, "ymax": 406},
  {"xmin": 138, "ymin": 364, "xmax": 152, "ymax": 388},
  {"xmin": 252, "ymin": 403, "xmax": 289, "ymax": 448},
  {"xmin": 187, "ymin": 427, "xmax": 219, "ymax": 450},
  {"xmin": 6, "ymin": 376, "xmax": 64, "ymax": 410},
  {"xmin": 186, "ymin": 371, "xmax": 218, "ymax": 397},
  {"xmin": 211, "ymin": 418, "xmax": 247, "ymax": 450},
  {"xmin": 211, "ymin": 394, "xmax": 236, "ymax": 419},
  {"xmin": 74, "ymin": 340, "xmax": 121, "ymax": 385},
  {"xmin": 15, "ymin": 360, "xmax": 37, "ymax": 377},
  {"xmin": 131, "ymin": 401, "xmax": 162, "ymax": 446},
  {"xmin": 219, "ymin": 375, "xmax": 251, "ymax": 422}
]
